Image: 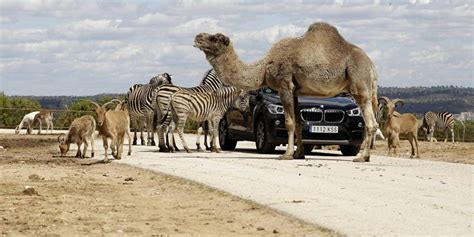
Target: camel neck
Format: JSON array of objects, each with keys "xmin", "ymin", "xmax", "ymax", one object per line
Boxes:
[{"xmin": 208, "ymin": 44, "xmax": 265, "ymax": 91}]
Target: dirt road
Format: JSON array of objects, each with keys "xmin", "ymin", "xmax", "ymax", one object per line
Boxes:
[
  {"xmin": 0, "ymin": 134, "xmax": 333, "ymax": 236},
  {"xmin": 118, "ymin": 135, "xmax": 473, "ymax": 236},
  {"xmin": 1, "ymin": 130, "xmax": 472, "ymax": 236}
]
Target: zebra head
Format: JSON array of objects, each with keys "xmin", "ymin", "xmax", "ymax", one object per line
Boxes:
[
  {"xmin": 149, "ymin": 73, "xmax": 172, "ymax": 85},
  {"xmin": 233, "ymin": 90, "xmax": 250, "ymax": 112}
]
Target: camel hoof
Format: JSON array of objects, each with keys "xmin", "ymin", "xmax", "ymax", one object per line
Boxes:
[
  {"xmin": 294, "ymin": 152, "xmax": 305, "ymax": 160},
  {"xmin": 278, "ymin": 154, "xmax": 293, "ymax": 160},
  {"xmin": 353, "ymin": 155, "xmax": 369, "ymax": 162},
  {"xmin": 159, "ymin": 147, "xmax": 170, "ymax": 152}
]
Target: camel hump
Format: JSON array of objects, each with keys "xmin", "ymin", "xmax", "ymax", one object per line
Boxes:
[{"xmin": 307, "ymin": 22, "xmax": 338, "ymax": 33}]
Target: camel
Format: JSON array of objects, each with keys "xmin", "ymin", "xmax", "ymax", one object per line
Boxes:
[{"xmin": 194, "ymin": 22, "xmax": 378, "ymax": 162}]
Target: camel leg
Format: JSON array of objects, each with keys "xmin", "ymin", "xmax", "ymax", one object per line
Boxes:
[
  {"xmin": 278, "ymin": 90, "xmax": 295, "ymax": 160},
  {"xmin": 293, "ymin": 95, "xmax": 305, "ymax": 159},
  {"xmin": 352, "ymin": 94, "xmax": 376, "ymax": 162}
]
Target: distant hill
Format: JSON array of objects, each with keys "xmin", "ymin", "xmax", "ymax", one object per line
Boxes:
[
  {"xmin": 19, "ymin": 93, "xmax": 126, "ymax": 110},
  {"xmin": 16, "ymin": 86, "xmax": 474, "ymax": 115},
  {"xmin": 378, "ymin": 86, "xmax": 474, "ymax": 115}
]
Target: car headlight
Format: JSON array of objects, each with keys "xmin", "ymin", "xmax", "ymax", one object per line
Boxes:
[
  {"xmin": 347, "ymin": 107, "xmax": 362, "ymax": 116},
  {"xmin": 268, "ymin": 104, "xmax": 284, "ymax": 114}
]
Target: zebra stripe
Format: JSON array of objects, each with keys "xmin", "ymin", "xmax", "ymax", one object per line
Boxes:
[
  {"xmin": 154, "ymin": 69, "xmax": 225, "ymax": 151},
  {"xmin": 421, "ymin": 111, "xmax": 455, "ymax": 143},
  {"xmin": 127, "ymin": 73, "xmax": 172, "ymax": 145},
  {"xmin": 165, "ymin": 87, "xmax": 247, "ymax": 152}
]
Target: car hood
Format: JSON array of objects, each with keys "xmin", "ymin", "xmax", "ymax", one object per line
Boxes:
[{"xmin": 264, "ymin": 94, "xmax": 359, "ymax": 109}]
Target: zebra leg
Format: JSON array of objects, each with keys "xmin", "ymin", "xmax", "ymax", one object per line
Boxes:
[
  {"xmin": 204, "ymin": 121, "xmax": 211, "ymax": 151},
  {"xmin": 176, "ymin": 117, "xmax": 191, "ymax": 153},
  {"xmin": 451, "ymin": 128, "xmax": 455, "ymax": 143},
  {"xmin": 210, "ymin": 119, "xmax": 221, "ymax": 153},
  {"xmin": 131, "ymin": 115, "xmax": 138, "ymax": 145},
  {"xmin": 158, "ymin": 125, "xmax": 170, "ymax": 152},
  {"xmin": 196, "ymin": 127, "xmax": 203, "ymax": 152},
  {"xmin": 140, "ymin": 117, "xmax": 146, "ymax": 146},
  {"xmin": 170, "ymin": 122, "xmax": 180, "ymax": 152},
  {"xmin": 165, "ymin": 126, "xmax": 175, "ymax": 152}
]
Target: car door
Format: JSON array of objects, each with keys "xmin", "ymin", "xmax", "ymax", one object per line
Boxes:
[{"xmin": 227, "ymin": 90, "xmax": 256, "ymax": 133}]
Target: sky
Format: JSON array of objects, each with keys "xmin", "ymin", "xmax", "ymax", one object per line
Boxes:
[{"xmin": 0, "ymin": 0, "xmax": 472, "ymax": 96}]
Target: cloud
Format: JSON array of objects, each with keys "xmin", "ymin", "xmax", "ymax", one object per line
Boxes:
[
  {"xmin": 1, "ymin": 0, "xmax": 473, "ymax": 95},
  {"xmin": 171, "ymin": 17, "xmax": 225, "ymax": 36}
]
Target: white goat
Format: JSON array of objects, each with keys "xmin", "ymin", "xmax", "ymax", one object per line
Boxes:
[
  {"xmin": 34, "ymin": 110, "xmax": 54, "ymax": 134},
  {"xmin": 58, "ymin": 115, "xmax": 96, "ymax": 158},
  {"xmin": 15, "ymin": 111, "xmax": 40, "ymax": 134},
  {"xmin": 89, "ymin": 100, "xmax": 132, "ymax": 162}
]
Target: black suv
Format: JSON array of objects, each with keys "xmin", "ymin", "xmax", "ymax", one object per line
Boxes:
[{"xmin": 219, "ymin": 87, "xmax": 365, "ymax": 156}]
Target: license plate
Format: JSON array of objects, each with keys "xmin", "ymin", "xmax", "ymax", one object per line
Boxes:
[{"xmin": 309, "ymin": 126, "xmax": 338, "ymax": 133}]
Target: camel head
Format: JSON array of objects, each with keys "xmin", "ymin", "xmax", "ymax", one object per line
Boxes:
[{"xmin": 194, "ymin": 33, "xmax": 230, "ymax": 57}]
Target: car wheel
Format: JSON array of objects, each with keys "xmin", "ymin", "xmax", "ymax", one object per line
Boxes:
[
  {"xmin": 219, "ymin": 119, "xmax": 237, "ymax": 150},
  {"xmin": 340, "ymin": 145, "xmax": 361, "ymax": 156},
  {"xmin": 255, "ymin": 118, "xmax": 275, "ymax": 154}
]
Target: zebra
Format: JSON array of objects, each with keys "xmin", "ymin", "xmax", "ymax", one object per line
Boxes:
[
  {"xmin": 162, "ymin": 87, "xmax": 249, "ymax": 153},
  {"xmin": 154, "ymin": 69, "xmax": 225, "ymax": 152},
  {"xmin": 421, "ymin": 111, "xmax": 455, "ymax": 143},
  {"xmin": 127, "ymin": 73, "xmax": 172, "ymax": 146}
]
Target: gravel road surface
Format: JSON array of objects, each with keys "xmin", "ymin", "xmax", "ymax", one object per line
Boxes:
[{"xmin": 116, "ymin": 134, "xmax": 473, "ymax": 236}]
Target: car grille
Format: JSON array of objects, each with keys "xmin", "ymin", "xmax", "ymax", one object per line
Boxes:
[
  {"xmin": 324, "ymin": 109, "xmax": 345, "ymax": 123},
  {"xmin": 301, "ymin": 108, "xmax": 323, "ymax": 122},
  {"xmin": 300, "ymin": 108, "xmax": 344, "ymax": 123}
]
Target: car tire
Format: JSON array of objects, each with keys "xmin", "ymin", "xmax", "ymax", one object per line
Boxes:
[
  {"xmin": 340, "ymin": 145, "xmax": 361, "ymax": 156},
  {"xmin": 255, "ymin": 118, "xmax": 275, "ymax": 154},
  {"xmin": 219, "ymin": 119, "xmax": 237, "ymax": 151}
]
